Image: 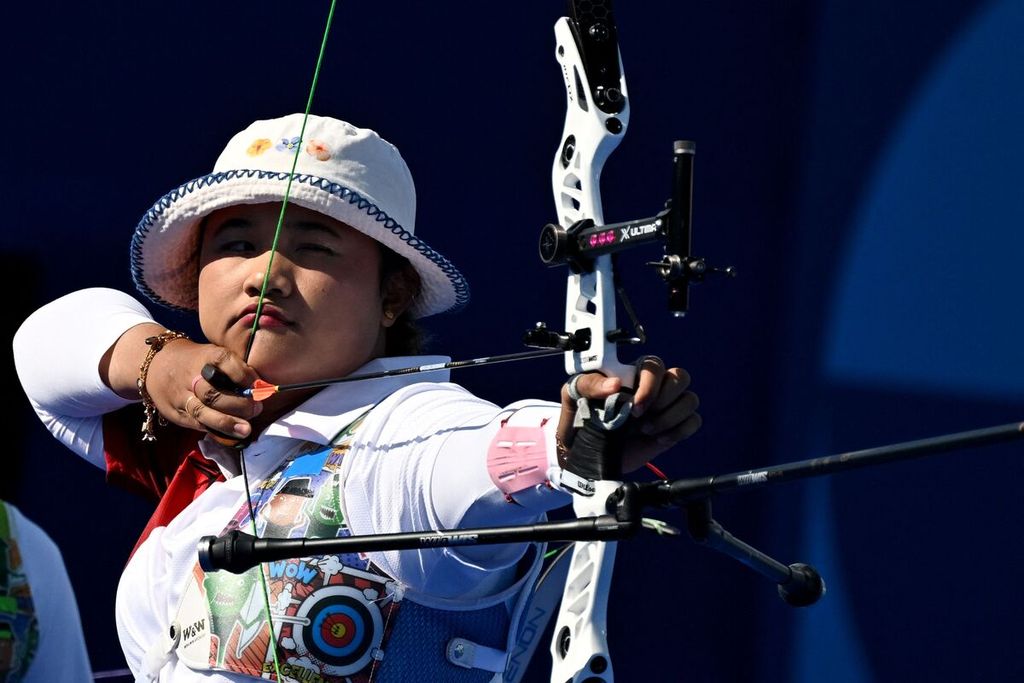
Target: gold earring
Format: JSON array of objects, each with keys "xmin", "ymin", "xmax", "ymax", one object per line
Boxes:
[{"xmin": 383, "ymin": 310, "xmax": 395, "ymax": 320}]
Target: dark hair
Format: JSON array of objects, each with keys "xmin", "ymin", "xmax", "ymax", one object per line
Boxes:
[{"xmin": 380, "ymin": 246, "xmax": 428, "ymax": 355}]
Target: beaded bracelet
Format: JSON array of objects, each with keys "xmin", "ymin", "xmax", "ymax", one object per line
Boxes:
[{"xmin": 138, "ymin": 330, "xmax": 189, "ymax": 442}]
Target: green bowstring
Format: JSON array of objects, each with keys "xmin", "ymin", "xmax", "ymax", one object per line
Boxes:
[
  {"xmin": 238, "ymin": 1, "xmax": 337, "ymax": 679},
  {"xmin": 243, "ymin": 1, "xmax": 337, "ymax": 362}
]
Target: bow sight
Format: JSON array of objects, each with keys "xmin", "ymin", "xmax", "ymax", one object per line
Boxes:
[{"xmin": 527, "ymin": 139, "xmax": 736, "ymax": 357}]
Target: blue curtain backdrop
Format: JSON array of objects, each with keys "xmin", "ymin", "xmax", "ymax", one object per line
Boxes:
[{"xmin": 3, "ymin": 1, "xmax": 1021, "ymax": 680}]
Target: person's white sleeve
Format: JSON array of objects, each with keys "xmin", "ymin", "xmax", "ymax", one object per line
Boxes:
[
  {"xmin": 342, "ymin": 383, "xmax": 570, "ymax": 600},
  {"xmin": 13, "ymin": 288, "xmax": 157, "ymax": 468},
  {"xmin": 8, "ymin": 504, "xmax": 93, "ymax": 683}
]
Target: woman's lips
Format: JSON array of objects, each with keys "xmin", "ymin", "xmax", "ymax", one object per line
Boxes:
[
  {"xmin": 238, "ymin": 313, "xmax": 291, "ymax": 329},
  {"xmin": 237, "ymin": 304, "xmax": 293, "ymax": 329}
]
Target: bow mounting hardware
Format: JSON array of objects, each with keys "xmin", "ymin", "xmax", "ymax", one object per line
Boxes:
[{"xmin": 526, "ymin": 139, "xmax": 736, "ymax": 358}]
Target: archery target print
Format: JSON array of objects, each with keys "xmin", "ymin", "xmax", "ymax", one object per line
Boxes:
[{"xmin": 292, "ymin": 585, "xmax": 384, "ymax": 675}]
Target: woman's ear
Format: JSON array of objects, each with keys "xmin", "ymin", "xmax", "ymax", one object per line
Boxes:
[{"xmin": 381, "ymin": 263, "xmax": 421, "ymax": 327}]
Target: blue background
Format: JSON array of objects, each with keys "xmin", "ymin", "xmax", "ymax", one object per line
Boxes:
[{"xmin": 4, "ymin": 1, "xmax": 1024, "ymax": 680}]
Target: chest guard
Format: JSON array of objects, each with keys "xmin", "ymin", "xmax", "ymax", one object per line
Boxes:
[
  {"xmin": 0, "ymin": 503, "xmax": 39, "ymax": 682},
  {"xmin": 172, "ymin": 413, "xmax": 542, "ymax": 682}
]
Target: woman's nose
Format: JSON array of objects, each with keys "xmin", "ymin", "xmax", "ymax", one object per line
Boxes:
[{"xmin": 243, "ymin": 251, "xmax": 293, "ymax": 297}]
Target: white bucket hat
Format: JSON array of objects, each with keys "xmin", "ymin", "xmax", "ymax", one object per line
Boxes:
[{"xmin": 131, "ymin": 114, "xmax": 468, "ymax": 318}]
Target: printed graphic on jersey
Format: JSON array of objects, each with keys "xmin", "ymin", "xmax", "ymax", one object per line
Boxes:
[
  {"xmin": 292, "ymin": 584, "xmax": 383, "ymax": 675},
  {"xmin": 179, "ymin": 417, "xmax": 402, "ymax": 682}
]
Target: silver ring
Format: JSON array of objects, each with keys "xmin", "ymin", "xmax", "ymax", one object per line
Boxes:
[{"xmin": 638, "ymin": 355, "xmax": 665, "ymax": 370}]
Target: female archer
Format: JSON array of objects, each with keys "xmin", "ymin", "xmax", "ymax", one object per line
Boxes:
[{"xmin": 13, "ymin": 113, "xmax": 700, "ymax": 681}]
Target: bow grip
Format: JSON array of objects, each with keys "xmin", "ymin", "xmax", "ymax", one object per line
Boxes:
[
  {"xmin": 563, "ymin": 385, "xmax": 635, "ymax": 483},
  {"xmin": 566, "ymin": 415, "xmax": 627, "ymax": 482}
]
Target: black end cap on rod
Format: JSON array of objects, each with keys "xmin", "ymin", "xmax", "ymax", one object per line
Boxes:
[{"xmin": 777, "ymin": 562, "xmax": 826, "ymax": 607}]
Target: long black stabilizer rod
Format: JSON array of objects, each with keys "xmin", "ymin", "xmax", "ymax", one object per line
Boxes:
[
  {"xmin": 634, "ymin": 421, "xmax": 1024, "ymax": 507},
  {"xmin": 199, "ymin": 514, "xmax": 638, "ymax": 575}
]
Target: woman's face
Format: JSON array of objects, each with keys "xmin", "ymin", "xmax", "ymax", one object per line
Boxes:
[{"xmin": 198, "ymin": 202, "xmax": 390, "ymax": 386}]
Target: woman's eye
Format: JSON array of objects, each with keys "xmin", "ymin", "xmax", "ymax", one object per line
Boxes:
[
  {"xmin": 218, "ymin": 240, "xmax": 255, "ymax": 254},
  {"xmin": 298, "ymin": 243, "xmax": 337, "ymax": 255}
]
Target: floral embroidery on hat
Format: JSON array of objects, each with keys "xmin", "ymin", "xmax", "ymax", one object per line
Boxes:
[
  {"xmin": 275, "ymin": 136, "xmax": 301, "ymax": 153},
  {"xmin": 305, "ymin": 139, "xmax": 331, "ymax": 161},
  {"xmin": 246, "ymin": 138, "xmax": 272, "ymax": 156}
]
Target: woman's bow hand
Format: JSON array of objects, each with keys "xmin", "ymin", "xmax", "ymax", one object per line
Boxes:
[{"xmin": 556, "ymin": 356, "xmax": 701, "ymax": 474}]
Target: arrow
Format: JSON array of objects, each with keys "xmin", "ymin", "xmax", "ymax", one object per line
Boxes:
[{"xmin": 235, "ymin": 348, "xmax": 564, "ymax": 401}]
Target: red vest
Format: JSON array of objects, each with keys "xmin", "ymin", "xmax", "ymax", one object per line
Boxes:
[{"xmin": 102, "ymin": 406, "xmax": 224, "ymax": 558}]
